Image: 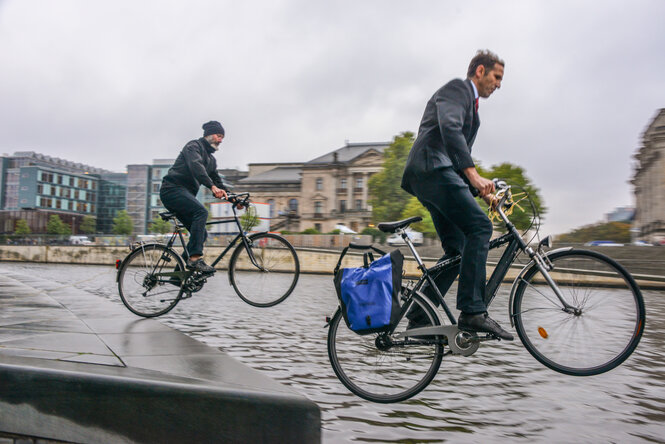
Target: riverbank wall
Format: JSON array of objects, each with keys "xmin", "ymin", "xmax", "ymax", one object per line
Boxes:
[{"xmin": 1, "ymin": 244, "xmax": 664, "ymax": 289}]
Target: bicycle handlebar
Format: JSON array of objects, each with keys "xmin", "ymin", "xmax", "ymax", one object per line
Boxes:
[
  {"xmin": 492, "ymin": 178, "xmax": 514, "ymax": 221},
  {"xmin": 224, "ymin": 192, "xmax": 251, "ymax": 209}
]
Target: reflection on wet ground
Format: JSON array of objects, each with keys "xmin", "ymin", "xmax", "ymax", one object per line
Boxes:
[{"xmin": 4, "ymin": 263, "xmax": 664, "ymax": 443}]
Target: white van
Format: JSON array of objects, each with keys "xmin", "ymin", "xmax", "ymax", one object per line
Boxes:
[
  {"xmin": 69, "ymin": 235, "xmax": 92, "ymax": 245},
  {"xmin": 387, "ymin": 230, "xmax": 423, "ymax": 246}
]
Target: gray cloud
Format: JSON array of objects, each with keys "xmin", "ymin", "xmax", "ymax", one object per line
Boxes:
[{"xmin": 1, "ymin": 0, "xmax": 664, "ymax": 235}]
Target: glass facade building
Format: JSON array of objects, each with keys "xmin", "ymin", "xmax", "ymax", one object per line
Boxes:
[{"xmin": 0, "ymin": 152, "xmax": 119, "ymax": 234}]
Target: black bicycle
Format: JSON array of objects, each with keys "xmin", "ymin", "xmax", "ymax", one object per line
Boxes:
[
  {"xmin": 117, "ymin": 192, "xmax": 300, "ymax": 317},
  {"xmin": 327, "ymin": 180, "xmax": 645, "ymax": 403}
]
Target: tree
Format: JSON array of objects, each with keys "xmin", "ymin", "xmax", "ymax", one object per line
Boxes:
[
  {"xmin": 80, "ymin": 215, "xmax": 97, "ymax": 234},
  {"xmin": 240, "ymin": 205, "xmax": 260, "ymax": 232},
  {"xmin": 368, "ymin": 132, "xmax": 415, "ymax": 224},
  {"xmin": 112, "ymin": 210, "xmax": 133, "ymax": 235},
  {"xmin": 14, "ymin": 219, "xmax": 31, "ymax": 235},
  {"xmin": 557, "ymin": 222, "xmax": 631, "ymax": 244},
  {"xmin": 149, "ymin": 217, "xmax": 172, "ymax": 234},
  {"xmin": 46, "ymin": 215, "xmax": 71, "ymax": 235},
  {"xmin": 400, "ymin": 196, "xmax": 436, "ymax": 237}
]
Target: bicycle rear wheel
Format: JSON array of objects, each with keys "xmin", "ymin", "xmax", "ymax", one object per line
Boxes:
[
  {"xmin": 513, "ymin": 249, "xmax": 645, "ymax": 376},
  {"xmin": 228, "ymin": 233, "xmax": 300, "ymax": 307},
  {"xmin": 327, "ymin": 293, "xmax": 444, "ymax": 403},
  {"xmin": 118, "ymin": 244, "xmax": 185, "ymax": 317}
]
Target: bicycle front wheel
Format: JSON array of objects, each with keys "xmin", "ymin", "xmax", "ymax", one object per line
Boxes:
[
  {"xmin": 229, "ymin": 233, "xmax": 300, "ymax": 307},
  {"xmin": 513, "ymin": 249, "xmax": 645, "ymax": 376},
  {"xmin": 118, "ymin": 244, "xmax": 185, "ymax": 317},
  {"xmin": 327, "ymin": 293, "xmax": 444, "ymax": 403}
]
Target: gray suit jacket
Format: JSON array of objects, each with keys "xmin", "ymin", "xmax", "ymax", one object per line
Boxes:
[{"xmin": 401, "ymin": 78, "xmax": 480, "ymax": 195}]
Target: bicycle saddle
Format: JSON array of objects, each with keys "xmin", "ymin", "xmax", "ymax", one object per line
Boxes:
[
  {"xmin": 159, "ymin": 211, "xmax": 176, "ymax": 221},
  {"xmin": 377, "ymin": 216, "xmax": 422, "ymax": 233}
]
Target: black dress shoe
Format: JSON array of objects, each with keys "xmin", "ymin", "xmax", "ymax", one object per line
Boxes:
[
  {"xmin": 186, "ymin": 258, "xmax": 215, "ymax": 274},
  {"xmin": 458, "ymin": 312, "xmax": 514, "ymax": 341}
]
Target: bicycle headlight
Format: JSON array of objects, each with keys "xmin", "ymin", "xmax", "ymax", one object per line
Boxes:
[{"xmin": 539, "ymin": 236, "xmax": 552, "ymax": 249}]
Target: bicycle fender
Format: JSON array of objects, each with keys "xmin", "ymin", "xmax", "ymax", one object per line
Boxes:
[
  {"xmin": 246, "ymin": 231, "xmax": 270, "ymax": 238},
  {"xmin": 325, "ymin": 307, "xmax": 342, "ymax": 328},
  {"xmin": 117, "ymin": 243, "xmax": 181, "ymax": 283},
  {"xmin": 226, "ymin": 231, "xmax": 289, "ymax": 283},
  {"xmin": 507, "ymin": 247, "xmax": 573, "ymax": 327}
]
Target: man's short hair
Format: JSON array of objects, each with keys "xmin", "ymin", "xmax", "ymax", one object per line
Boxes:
[{"xmin": 467, "ymin": 50, "xmax": 505, "ymax": 78}]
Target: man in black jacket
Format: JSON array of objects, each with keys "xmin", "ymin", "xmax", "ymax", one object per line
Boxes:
[
  {"xmin": 160, "ymin": 121, "xmax": 228, "ymax": 273},
  {"xmin": 401, "ymin": 50, "xmax": 513, "ymax": 340}
]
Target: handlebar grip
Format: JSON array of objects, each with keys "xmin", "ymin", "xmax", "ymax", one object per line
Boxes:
[{"xmin": 493, "ymin": 178, "xmax": 508, "ymax": 190}]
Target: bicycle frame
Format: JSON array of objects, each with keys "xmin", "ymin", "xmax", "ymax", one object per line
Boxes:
[
  {"xmin": 393, "ymin": 186, "xmax": 575, "ymax": 335},
  {"xmin": 162, "ymin": 202, "xmax": 266, "ymax": 271}
]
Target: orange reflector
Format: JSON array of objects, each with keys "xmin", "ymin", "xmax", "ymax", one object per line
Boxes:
[{"xmin": 538, "ymin": 327, "xmax": 548, "ymax": 339}]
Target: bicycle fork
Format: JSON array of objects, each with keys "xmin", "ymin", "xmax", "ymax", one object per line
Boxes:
[{"xmin": 507, "ymin": 246, "xmax": 579, "ymax": 327}]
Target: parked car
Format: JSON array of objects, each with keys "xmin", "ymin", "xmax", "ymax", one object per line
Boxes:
[
  {"xmin": 334, "ymin": 224, "xmax": 357, "ymax": 234},
  {"xmin": 387, "ymin": 230, "xmax": 423, "ymax": 246},
  {"xmin": 584, "ymin": 240, "xmax": 624, "ymax": 247},
  {"xmin": 69, "ymin": 235, "xmax": 92, "ymax": 245},
  {"xmin": 633, "ymin": 240, "xmax": 653, "ymax": 246}
]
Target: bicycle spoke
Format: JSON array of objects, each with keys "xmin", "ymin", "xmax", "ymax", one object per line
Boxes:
[
  {"xmin": 514, "ymin": 250, "xmax": 644, "ymax": 376},
  {"xmin": 118, "ymin": 244, "xmax": 184, "ymax": 317},
  {"xmin": 328, "ymin": 293, "xmax": 444, "ymax": 403},
  {"xmin": 229, "ymin": 234, "xmax": 299, "ymax": 307}
]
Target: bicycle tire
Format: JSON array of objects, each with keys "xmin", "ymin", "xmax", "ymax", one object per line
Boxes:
[
  {"xmin": 118, "ymin": 244, "xmax": 185, "ymax": 317},
  {"xmin": 513, "ymin": 249, "xmax": 645, "ymax": 376},
  {"xmin": 228, "ymin": 233, "xmax": 300, "ymax": 307},
  {"xmin": 327, "ymin": 292, "xmax": 444, "ymax": 403}
]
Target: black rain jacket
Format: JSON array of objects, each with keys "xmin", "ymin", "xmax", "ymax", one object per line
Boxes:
[{"xmin": 161, "ymin": 138, "xmax": 227, "ymax": 195}]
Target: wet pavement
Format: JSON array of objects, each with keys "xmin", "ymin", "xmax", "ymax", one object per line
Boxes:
[{"xmin": 0, "ymin": 270, "xmax": 320, "ymax": 443}]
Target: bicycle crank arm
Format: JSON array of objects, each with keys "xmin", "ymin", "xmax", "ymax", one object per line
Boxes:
[{"xmin": 395, "ymin": 325, "xmax": 480, "ymax": 356}]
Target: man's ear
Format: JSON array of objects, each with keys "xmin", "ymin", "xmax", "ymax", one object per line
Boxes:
[{"xmin": 475, "ymin": 65, "xmax": 485, "ymax": 78}]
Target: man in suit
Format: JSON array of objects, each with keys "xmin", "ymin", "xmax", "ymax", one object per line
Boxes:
[{"xmin": 401, "ymin": 50, "xmax": 513, "ymax": 340}]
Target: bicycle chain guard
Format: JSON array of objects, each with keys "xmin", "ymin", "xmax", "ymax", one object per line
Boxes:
[{"xmin": 396, "ymin": 325, "xmax": 480, "ymax": 356}]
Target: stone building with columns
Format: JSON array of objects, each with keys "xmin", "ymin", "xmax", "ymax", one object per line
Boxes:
[
  {"xmin": 237, "ymin": 142, "xmax": 388, "ymax": 233},
  {"xmin": 632, "ymin": 109, "xmax": 665, "ymax": 243}
]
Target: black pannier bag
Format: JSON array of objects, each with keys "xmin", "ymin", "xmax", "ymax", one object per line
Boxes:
[{"xmin": 333, "ymin": 244, "xmax": 404, "ymax": 335}]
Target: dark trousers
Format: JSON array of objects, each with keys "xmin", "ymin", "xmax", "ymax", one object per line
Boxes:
[
  {"xmin": 159, "ymin": 186, "xmax": 208, "ymax": 258},
  {"xmin": 407, "ymin": 167, "xmax": 492, "ymax": 314}
]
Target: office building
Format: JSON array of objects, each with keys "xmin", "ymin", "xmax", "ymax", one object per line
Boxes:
[{"xmin": 0, "ymin": 151, "xmax": 117, "ymax": 234}]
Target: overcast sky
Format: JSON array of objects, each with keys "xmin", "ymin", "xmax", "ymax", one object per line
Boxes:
[{"xmin": 1, "ymin": 0, "xmax": 664, "ymax": 235}]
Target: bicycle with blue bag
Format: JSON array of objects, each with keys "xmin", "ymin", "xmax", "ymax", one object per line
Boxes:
[{"xmin": 326, "ymin": 180, "xmax": 645, "ymax": 403}]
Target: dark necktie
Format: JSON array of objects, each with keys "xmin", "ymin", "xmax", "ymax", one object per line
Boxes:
[{"xmin": 474, "ymin": 97, "xmax": 479, "ymax": 113}]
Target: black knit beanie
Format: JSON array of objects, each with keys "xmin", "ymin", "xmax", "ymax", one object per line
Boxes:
[{"xmin": 202, "ymin": 121, "xmax": 225, "ymax": 136}]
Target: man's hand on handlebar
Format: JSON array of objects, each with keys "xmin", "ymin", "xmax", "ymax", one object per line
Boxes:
[
  {"xmin": 483, "ymin": 193, "xmax": 498, "ymax": 210},
  {"xmin": 211, "ymin": 185, "xmax": 227, "ymax": 200},
  {"xmin": 463, "ymin": 167, "xmax": 495, "ymax": 197},
  {"xmin": 226, "ymin": 193, "xmax": 247, "ymax": 210}
]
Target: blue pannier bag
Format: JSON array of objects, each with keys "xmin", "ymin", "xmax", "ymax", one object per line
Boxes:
[{"xmin": 333, "ymin": 247, "xmax": 404, "ymax": 335}]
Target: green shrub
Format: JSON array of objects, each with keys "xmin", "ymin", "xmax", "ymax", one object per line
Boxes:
[
  {"xmin": 361, "ymin": 227, "xmax": 387, "ymax": 244},
  {"xmin": 301, "ymin": 228, "xmax": 321, "ymax": 235}
]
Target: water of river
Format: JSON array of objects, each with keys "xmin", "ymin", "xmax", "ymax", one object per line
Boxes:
[{"xmin": 3, "ymin": 263, "xmax": 664, "ymax": 443}]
